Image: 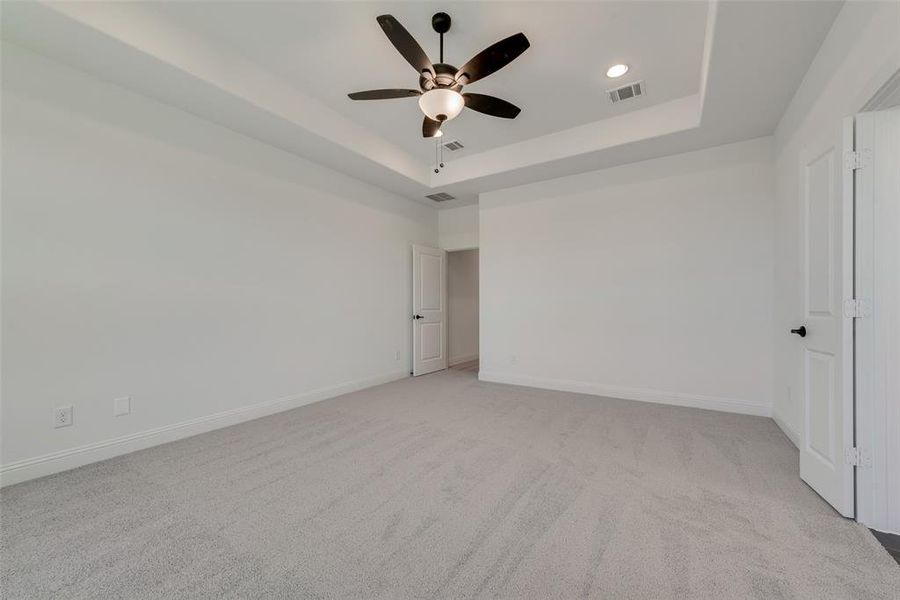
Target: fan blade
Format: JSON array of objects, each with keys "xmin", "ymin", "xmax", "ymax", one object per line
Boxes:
[
  {"xmin": 377, "ymin": 15, "xmax": 434, "ymax": 77},
  {"xmin": 455, "ymin": 32, "xmax": 530, "ymax": 85},
  {"xmin": 422, "ymin": 116, "xmax": 443, "ymax": 138},
  {"xmin": 463, "ymin": 93, "xmax": 521, "ymax": 119},
  {"xmin": 348, "ymin": 89, "xmax": 421, "ymax": 100}
]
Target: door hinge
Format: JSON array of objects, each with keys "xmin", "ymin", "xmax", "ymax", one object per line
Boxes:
[
  {"xmin": 843, "ymin": 298, "xmax": 871, "ymax": 318},
  {"xmin": 845, "ymin": 447, "xmax": 872, "ymax": 467},
  {"xmin": 844, "ymin": 149, "xmax": 871, "ymax": 170}
]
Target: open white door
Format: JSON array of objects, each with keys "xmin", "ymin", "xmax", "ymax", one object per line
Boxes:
[
  {"xmin": 412, "ymin": 245, "xmax": 447, "ymax": 376},
  {"xmin": 795, "ymin": 120, "xmax": 855, "ymax": 517}
]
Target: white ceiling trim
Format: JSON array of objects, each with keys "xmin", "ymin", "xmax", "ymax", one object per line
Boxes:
[
  {"xmin": 3, "ymin": 0, "xmax": 841, "ymax": 208},
  {"xmin": 12, "ymin": 1, "xmax": 716, "ymax": 197},
  {"xmin": 24, "ymin": 0, "xmax": 431, "ymax": 186},
  {"xmin": 696, "ymin": 0, "xmax": 719, "ymax": 116},
  {"xmin": 430, "ymin": 2, "xmax": 719, "ymax": 188},
  {"xmin": 434, "ymin": 94, "xmax": 701, "ymax": 187}
]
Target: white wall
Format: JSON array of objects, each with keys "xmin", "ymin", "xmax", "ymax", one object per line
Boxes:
[
  {"xmin": 479, "ymin": 138, "xmax": 775, "ymax": 416},
  {"xmin": 772, "ymin": 1, "xmax": 900, "ymax": 444},
  {"xmin": 447, "ymin": 249, "xmax": 479, "ymax": 365},
  {"xmin": 438, "ymin": 205, "xmax": 478, "ymax": 251},
  {"xmin": 0, "ymin": 44, "xmax": 437, "ymax": 485}
]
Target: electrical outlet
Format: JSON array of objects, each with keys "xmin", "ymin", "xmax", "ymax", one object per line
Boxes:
[
  {"xmin": 510, "ymin": 355, "xmax": 518, "ymax": 365},
  {"xmin": 395, "ymin": 350, "xmax": 401, "ymax": 361},
  {"xmin": 54, "ymin": 405, "xmax": 73, "ymax": 428},
  {"xmin": 113, "ymin": 396, "xmax": 131, "ymax": 417}
]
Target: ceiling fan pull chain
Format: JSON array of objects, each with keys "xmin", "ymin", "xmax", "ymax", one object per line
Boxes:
[{"xmin": 440, "ymin": 139, "xmax": 444, "ymax": 169}]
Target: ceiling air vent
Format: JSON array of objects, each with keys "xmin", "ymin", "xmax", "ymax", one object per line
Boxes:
[
  {"xmin": 608, "ymin": 81, "xmax": 645, "ymax": 104},
  {"xmin": 426, "ymin": 192, "xmax": 456, "ymax": 202},
  {"xmin": 442, "ymin": 139, "xmax": 465, "ymax": 151}
]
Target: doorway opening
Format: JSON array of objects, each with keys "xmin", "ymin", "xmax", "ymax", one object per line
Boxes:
[{"xmin": 447, "ymin": 249, "xmax": 479, "ymax": 373}]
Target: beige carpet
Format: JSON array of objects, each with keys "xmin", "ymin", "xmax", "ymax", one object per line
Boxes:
[{"xmin": 2, "ymin": 368, "xmax": 898, "ymax": 599}]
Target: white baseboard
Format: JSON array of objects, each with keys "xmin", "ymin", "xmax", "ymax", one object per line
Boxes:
[
  {"xmin": 449, "ymin": 354, "xmax": 479, "ymax": 366},
  {"xmin": 772, "ymin": 411, "xmax": 800, "ymax": 448},
  {"xmin": 478, "ymin": 371, "xmax": 771, "ymax": 417},
  {"xmin": 0, "ymin": 370, "xmax": 408, "ymax": 488}
]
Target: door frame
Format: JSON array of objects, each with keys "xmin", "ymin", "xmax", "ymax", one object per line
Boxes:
[
  {"xmin": 445, "ymin": 247, "xmax": 480, "ymax": 368},
  {"xmin": 852, "ymin": 106, "xmax": 900, "ymax": 535},
  {"xmin": 840, "ymin": 116, "xmax": 856, "ymax": 517}
]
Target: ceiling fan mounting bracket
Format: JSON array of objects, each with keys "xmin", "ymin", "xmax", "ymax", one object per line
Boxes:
[
  {"xmin": 432, "ymin": 13, "xmax": 451, "ymax": 63},
  {"xmin": 432, "ymin": 12, "xmax": 451, "ymax": 35}
]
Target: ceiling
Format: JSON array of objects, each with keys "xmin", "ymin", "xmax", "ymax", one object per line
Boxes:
[
  {"xmin": 143, "ymin": 1, "xmax": 708, "ymax": 157},
  {"xmin": 2, "ymin": 1, "xmax": 843, "ymax": 208}
]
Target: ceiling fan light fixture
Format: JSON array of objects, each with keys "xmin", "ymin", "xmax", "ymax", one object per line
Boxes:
[
  {"xmin": 419, "ymin": 88, "xmax": 465, "ymax": 122},
  {"xmin": 349, "ymin": 14, "xmax": 528, "ymax": 137},
  {"xmin": 606, "ymin": 64, "xmax": 629, "ymax": 78}
]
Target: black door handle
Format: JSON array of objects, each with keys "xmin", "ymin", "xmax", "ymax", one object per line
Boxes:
[
  {"xmin": 790, "ymin": 326, "xmax": 807, "ymax": 337},
  {"xmin": 413, "ymin": 314, "xmax": 424, "ymax": 320}
]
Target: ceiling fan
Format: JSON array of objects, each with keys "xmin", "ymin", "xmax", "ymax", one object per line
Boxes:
[{"xmin": 348, "ymin": 12, "xmax": 530, "ymax": 138}]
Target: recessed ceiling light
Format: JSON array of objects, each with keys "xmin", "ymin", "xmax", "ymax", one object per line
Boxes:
[{"xmin": 606, "ymin": 64, "xmax": 629, "ymax": 78}]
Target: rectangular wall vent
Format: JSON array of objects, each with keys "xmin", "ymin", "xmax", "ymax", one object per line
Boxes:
[
  {"xmin": 426, "ymin": 192, "xmax": 456, "ymax": 202},
  {"xmin": 442, "ymin": 140, "xmax": 464, "ymax": 151},
  {"xmin": 608, "ymin": 81, "xmax": 645, "ymax": 103},
  {"xmin": 425, "ymin": 192, "xmax": 456, "ymax": 202}
]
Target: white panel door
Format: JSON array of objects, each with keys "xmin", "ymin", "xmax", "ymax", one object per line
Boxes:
[
  {"xmin": 796, "ymin": 122, "xmax": 854, "ymax": 517},
  {"xmin": 412, "ymin": 245, "xmax": 447, "ymax": 376}
]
